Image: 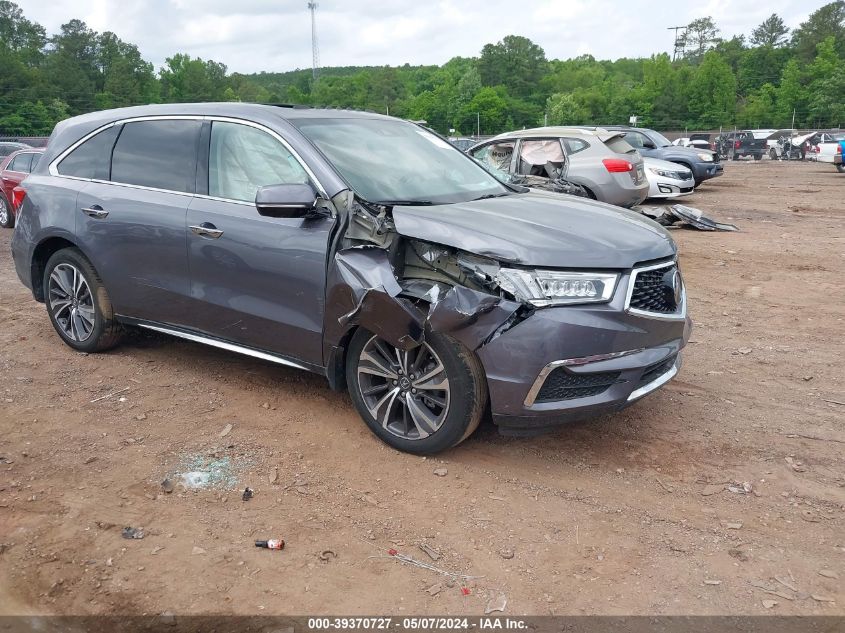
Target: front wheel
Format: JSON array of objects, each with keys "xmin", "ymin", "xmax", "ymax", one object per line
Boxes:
[
  {"xmin": 346, "ymin": 328, "xmax": 487, "ymax": 454},
  {"xmin": 769, "ymin": 148, "xmax": 777, "ymax": 160},
  {"xmin": 43, "ymin": 248, "xmax": 122, "ymax": 353},
  {"xmin": 0, "ymin": 195, "xmax": 13, "ymax": 228}
]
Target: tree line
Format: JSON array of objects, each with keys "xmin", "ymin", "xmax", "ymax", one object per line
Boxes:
[{"xmin": 1, "ymin": 0, "xmax": 844, "ymax": 137}]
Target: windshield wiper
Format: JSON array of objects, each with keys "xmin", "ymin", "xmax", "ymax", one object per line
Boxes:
[
  {"xmin": 372, "ymin": 199, "xmax": 435, "ymax": 206},
  {"xmin": 472, "ymin": 192, "xmax": 512, "ymax": 201}
]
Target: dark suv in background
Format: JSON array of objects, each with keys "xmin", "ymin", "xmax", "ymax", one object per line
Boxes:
[
  {"xmin": 598, "ymin": 126, "xmax": 723, "ymax": 187},
  {"xmin": 12, "ymin": 104, "xmax": 691, "ymax": 454}
]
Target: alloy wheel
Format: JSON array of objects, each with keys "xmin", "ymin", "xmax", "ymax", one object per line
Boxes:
[
  {"xmin": 0, "ymin": 198, "xmax": 8, "ymax": 225},
  {"xmin": 48, "ymin": 263, "xmax": 95, "ymax": 342},
  {"xmin": 356, "ymin": 335, "xmax": 450, "ymax": 440}
]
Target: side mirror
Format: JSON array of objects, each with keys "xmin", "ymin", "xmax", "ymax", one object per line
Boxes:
[
  {"xmin": 255, "ymin": 183, "xmax": 316, "ymax": 218},
  {"xmin": 642, "ymin": 141, "xmax": 656, "ymax": 149}
]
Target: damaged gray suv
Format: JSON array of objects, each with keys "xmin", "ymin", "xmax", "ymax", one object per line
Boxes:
[{"xmin": 12, "ymin": 104, "xmax": 691, "ymax": 454}]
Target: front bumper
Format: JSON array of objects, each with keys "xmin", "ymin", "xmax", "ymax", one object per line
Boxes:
[
  {"xmin": 477, "ymin": 267, "xmax": 692, "ymax": 435},
  {"xmin": 692, "ymin": 162, "xmax": 723, "ymax": 182}
]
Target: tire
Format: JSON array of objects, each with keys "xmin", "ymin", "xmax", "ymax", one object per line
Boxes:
[
  {"xmin": 769, "ymin": 148, "xmax": 777, "ymax": 160},
  {"xmin": 42, "ymin": 247, "xmax": 122, "ymax": 353},
  {"xmin": 346, "ymin": 327, "xmax": 487, "ymax": 454},
  {"xmin": 0, "ymin": 195, "xmax": 13, "ymax": 229},
  {"xmin": 837, "ymin": 164, "xmax": 845, "ymax": 173},
  {"xmin": 753, "ymin": 154, "xmax": 762, "ymax": 161}
]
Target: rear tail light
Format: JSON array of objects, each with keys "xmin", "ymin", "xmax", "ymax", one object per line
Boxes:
[
  {"xmin": 602, "ymin": 158, "xmax": 634, "ymax": 173},
  {"xmin": 734, "ymin": 140, "xmax": 741, "ymax": 149},
  {"xmin": 11, "ymin": 186, "xmax": 26, "ymax": 211}
]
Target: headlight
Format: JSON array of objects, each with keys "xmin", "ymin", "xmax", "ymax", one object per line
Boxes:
[
  {"xmin": 697, "ymin": 152, "xmax": 714, "ymax": 162},
  {"xmin": 496, "ymin": 268, "xmax": 619, "ymax": 306},
  {"xmin": 649, "ymin": 167, "xmax": 685, "ymax": 180}
]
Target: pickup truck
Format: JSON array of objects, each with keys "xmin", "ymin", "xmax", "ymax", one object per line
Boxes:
[
  {"xmin": 715, "ymin": 131, "xmax": 768, "ymax": 161},
  {"xmin": 817, "ymin": 137, "xmax": 845, "ymax": 173}
]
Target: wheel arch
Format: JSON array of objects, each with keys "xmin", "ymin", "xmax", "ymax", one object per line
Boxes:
[{"xmin": 30, "ymin": 235, "xmax": 86, "ymax": 302}]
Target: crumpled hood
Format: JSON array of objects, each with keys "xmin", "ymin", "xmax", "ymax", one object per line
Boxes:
[{"xmin": 392, "ymin": 193, "xmax": 676, "ymax": 269}]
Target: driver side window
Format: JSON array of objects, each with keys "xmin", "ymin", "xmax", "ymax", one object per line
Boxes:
[
  {"xmin": 625, "ymin": 131, "xmax": 646, "ymax": 149},
  {"xmin": 209, "ymin": 121, "xmax": 310, "ymax": 202},
  {"xmin": 471, "ymin": 142, "xmax": 515, "ymax": 179}
]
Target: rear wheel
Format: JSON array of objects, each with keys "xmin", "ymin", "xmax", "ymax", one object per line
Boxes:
[
  {"xmin": 0, "ymin": 195, "xmax": 13, "ymax": 228},
  {"xmin": 753, "ymin": 153, "xmax": 762, "ymax": 161},
  {"xmin": 43, "ymin": 248, "xmax": 122, "ymax": 353},
  {"xmin": 769, "ymin": 148, "xmax": 777, "ymax": 160},
  {"xmin": 346, "ymin": 328, "xmax": 487, "ymax": 454},
  {"xmin": 837, "ymin": 164, "xmax": 845, "ymax": 173}
]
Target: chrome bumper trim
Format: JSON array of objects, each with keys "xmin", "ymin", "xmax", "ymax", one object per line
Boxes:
[{"xmin": 523, "ymin": 349, "xmax": 644, "ymax": 407}]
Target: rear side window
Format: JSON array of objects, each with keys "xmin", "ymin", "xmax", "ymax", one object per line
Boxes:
[
  {"xmin": 603, "ymin": 135, "xmax": 636, "ymax": 155},
  {"xmin": 57, "ymin": 126, "xmax": 121, "ymax": 179},
  {"xmin": 209, "ymin": 121, "xmax": 309, "ymax": 202},
  {"xmin": 111, "ymin": 120, "xmax": 201, "ymax": 194},
  {"xmin": 562, "ymin": 137, "xmax": 589, "ymax": 154},
  {"xmin": 8, "ymin": 153, "xmax": 32, "ymax": 172}
]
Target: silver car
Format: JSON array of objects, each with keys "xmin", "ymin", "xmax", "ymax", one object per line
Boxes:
[{"xmin": 468, "ymin": 127, "xmax": 648, "ymax": 208}]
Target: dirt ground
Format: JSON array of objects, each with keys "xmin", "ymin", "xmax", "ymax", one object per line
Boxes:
[{"xmin": 0, "ymin": 160, "xmax": 843, "ymax": 617}]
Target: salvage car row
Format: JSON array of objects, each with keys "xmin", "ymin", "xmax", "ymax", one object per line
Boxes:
[{"xmin": 466, "ymin": 125, "xmax": 719, "ymax": 208}]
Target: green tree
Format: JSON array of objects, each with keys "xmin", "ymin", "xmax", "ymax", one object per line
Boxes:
[
  {"xmin": 545, "ymin": 93, "xmax": 589, "ymax": 125},
  {"xmin": 0, "ymin": 0, "xmax": 46, "ymax": 66},
  {"xmin": 685, "ymin": 17, "xmax": 721, "ymax": 59},
  {"xmin": 739, "ymin": 83, "xmax": 777, "ymax": 128},
  {"xmin": 751, "ymin": 13, "xmax": 789, "ymax": 47},
  {"xmin": 42, "ymin": 19, "xmax": 100, "ymax": 113},
  {"xmin": 457, "ymin": 87, "xmax": 508, "ymax": 135},
  {"xmin": 687, "ymin": 51, "xmax": 736, "ymax": 127},
  {"xmin": 160, "ymin": 54, "xmax": 228, "ymax": 102},
  {"xmin": 806, "ymin": 37, "xmax": 845, "ymax": 126},
  {"xmin": 792, "ymin": 1, "xmax": 845, "ymax": 60},
  {"xmin": 478, "ymin": 35, "xmax": 547, "ymax": 98},
  {"xmin": 775, "ymin": 59, "xmax": 804, "ymax": 126}
]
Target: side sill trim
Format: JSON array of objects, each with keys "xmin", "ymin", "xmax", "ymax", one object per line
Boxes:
[{"xmin": 124, "ymin": 319, "xmax": 317, "ymax": 373}]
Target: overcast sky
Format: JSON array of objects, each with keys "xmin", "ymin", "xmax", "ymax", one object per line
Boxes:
[{"xmin": 15, "ymin": 0, "xmax": 833, "ymax": 74}]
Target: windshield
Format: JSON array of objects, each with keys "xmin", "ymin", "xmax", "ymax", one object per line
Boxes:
[
  {"xmin": 294, "ymin": 118, "xmax": 509, "ymax": 204},
  {"xmin": 648, "ymin": 131, "xmax": 673, "ymax": 147}
]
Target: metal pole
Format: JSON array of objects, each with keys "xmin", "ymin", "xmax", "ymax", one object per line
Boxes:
[{"xmin": 477, "ymin": 112, "xmax": 480, "ymax": 137}]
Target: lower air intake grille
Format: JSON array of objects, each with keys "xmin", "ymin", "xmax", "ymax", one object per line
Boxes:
[
  {"xmin": 535, "ymin": 369, "xmax": 621, "ymax": 403},
  {"xmin": 637, "ymin": 354, "xmax": 677, "ymax": 388}
]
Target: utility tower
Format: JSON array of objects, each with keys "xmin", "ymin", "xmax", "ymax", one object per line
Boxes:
[
  {"xmin": 667, "ymin": 25, "xmax": 687, "ymax": 61},
  {"xmin": 308, "ymin": 2, "xmax": 320, "ymax": 80}
]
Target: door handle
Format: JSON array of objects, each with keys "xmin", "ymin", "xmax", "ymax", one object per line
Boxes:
[
  {"xmin": 190, "ymin": 223, "xmax": 224, "ymax": 239},
  {"xmin": 81, "ymin": 205, "xmax": 109, "ymax": 219}
]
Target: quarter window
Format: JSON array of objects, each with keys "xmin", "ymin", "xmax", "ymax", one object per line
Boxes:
[
  {"xmin": 208, "ymin": 121, "xmax": 309, "ymax": 202},
  {"xmin": 57, "ymin": 125, "xmax": 121, "ymax": 180},
  {"xmin": 111, "ymin": 120, "xmax": 201, "ymax": 193},
  {"xmin": 563, "ymin": 137, "xmax": 589, "ymax": 154}
]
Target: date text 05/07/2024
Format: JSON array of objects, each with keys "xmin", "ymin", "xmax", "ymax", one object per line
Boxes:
[{"xmin": 307, "ymin": 618, "xmax": 528, "ymax": 630}]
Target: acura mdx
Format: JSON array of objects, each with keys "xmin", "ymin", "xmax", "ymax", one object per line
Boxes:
[{"xmin": 11, "ymin": 104, "xmax": 692, "ymax": 454}]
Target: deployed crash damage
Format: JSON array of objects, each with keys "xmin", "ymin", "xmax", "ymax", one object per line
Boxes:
[
  {"xmin": 325, "ymin": 198, "xmax": 529, "ymax": 361},
  {"xmin": 474, "ymin": 139, "xmax": 588, "ymax": 197}
]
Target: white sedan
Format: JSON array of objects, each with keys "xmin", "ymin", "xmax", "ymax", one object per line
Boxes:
[{"xmin": 643, "ymin": 157, "xmax": 695, "ymax": 199}]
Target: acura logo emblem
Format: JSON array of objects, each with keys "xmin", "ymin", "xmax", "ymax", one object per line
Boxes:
[{"xmin": 661, "ymin": 268, "xmax": 683, "ymax": 309}]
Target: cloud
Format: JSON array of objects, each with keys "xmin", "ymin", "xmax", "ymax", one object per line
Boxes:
[{"xmin": 14, "ymin": 0, "xmax": 834, "ymax": 73}]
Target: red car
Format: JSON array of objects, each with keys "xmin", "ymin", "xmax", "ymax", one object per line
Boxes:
[{"xmin": 1, "ymin": 148, "xmax": 44, "ymax": 228}]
